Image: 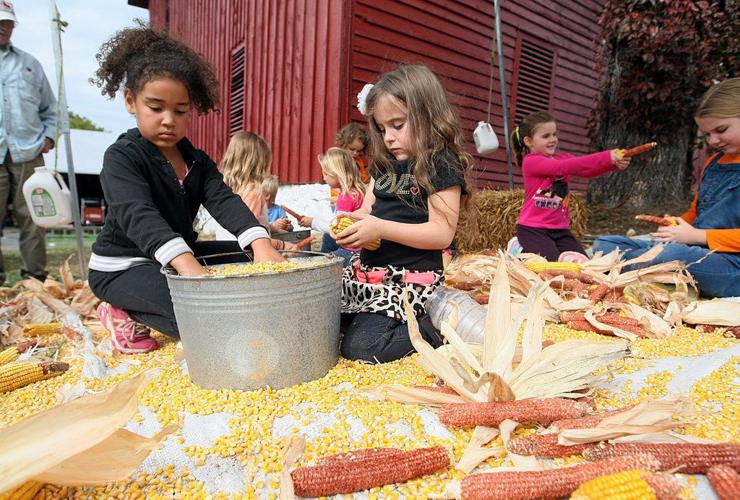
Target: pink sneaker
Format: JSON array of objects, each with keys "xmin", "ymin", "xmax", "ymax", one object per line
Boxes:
[
  {"xmin": 97, "ymin": 302, "xmax": 159, "ymax": 354},
  {"xmin": 558, "ymin": 251, "xmax": 589, "ymax": 264}
]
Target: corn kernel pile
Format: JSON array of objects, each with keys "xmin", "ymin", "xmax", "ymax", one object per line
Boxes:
[
  {"xmin": 205, "ymin": 259, "xmax": 328, "ymax": 276},
  {"xmin": 1, "ymin": 323, "xmax": 737, "ymax": 498}
]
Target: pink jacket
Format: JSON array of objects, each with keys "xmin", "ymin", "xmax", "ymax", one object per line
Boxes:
[{"xmin": 518, "ymin": 151, "xmax": 616, "ymax": 229}]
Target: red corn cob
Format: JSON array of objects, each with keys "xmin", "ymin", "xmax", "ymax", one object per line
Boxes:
[
  {"xmin": 439, "ymin": 398, "xmax": 589, "ymax": 428},
  {"xmin": 707, "ymin": 464, "xmax": 740, "ymax": 500},
  {"xmin": 294, "ymin": 235, "xmax": 313, "ymax": 249},
  {"xmin": 538, "ymin": 269, "xmax": 594, "ymax": 283},
  {"xmin": 605, "ymin": 287, "xmax": 624, "ymax": 301},
  {"xmin": 317, "ymin": 447, "xmax": 405, "ymax": 466},
  {"xmin": 566, "ymin": 320, "xmax": 647, "ymax": 338},
  {"xmin": 507, "ymin": 433, "xmax": 594, "ymax": 457},
  {"xmin": 635, "ymin": 214, "xmax": 672, "ymax": 226},
  {"xmin": 621, "ymin": 142, "xmax": 657, "ymax": 158},
  {"xmin": 583, "ymin": 442, "xmax": 740, "ymax": 474},
  {"xmin": 588, "ymin": 283, "xmax": 610, "ymax": 301},
  {"xmin": 280, "ymin": 204, "xmax": 304, "ymax": 220},
  {"xmin": 549, "ymin": 279, "xmax": 588, "ymax": 294},
  {"xmin": 291, "ymin": 446, "xmax": 450, "ymax": 496},
  {"xmin": 560, "ymin": 312, "xmax": 640, "ymax": 327},
  {"xmin": 461, "ymin": 453, "xmax": 660, "ymax": 500},
  {"xmin": 551, "ymin": 405, "xmax": 635, "ymax": 431}
]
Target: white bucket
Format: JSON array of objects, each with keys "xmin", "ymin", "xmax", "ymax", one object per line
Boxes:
[
  {"xmin": 473, "ymin": 121, "xmax": 500, "ymax": 155},
  {"xmin": 22, "ymin": 167, "xmax": 73, "ymax": 227}
]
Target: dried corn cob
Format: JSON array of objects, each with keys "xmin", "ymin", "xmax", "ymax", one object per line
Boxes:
[
  {"xmin": 616, "ymin": 142, "xmax": 657, "ymax": 159},
  {"xmin": 560, "ymin": 312, "xmax": 640, "ymax": 326},
  {"xmin": 537, "ymin": 269, "xmax": 594, "ymax": 283},
  {"xmin": 0, "ymin": 361, "xmax": 69, "ymax": 393},
  {"xmin": 317, "ymin": 447, "xmax": 405, "ymax": 466},
  {"xmin": 583, "ymin": 442, "xmax": 740, "ymax": 474},
  {"xmin": 291, "ymin": 445, "xmax": 449, "ymax": 496},
  {"xmin": 507, "ymin": 433, "xmax": 593, "ymax": 457},
  {"xmin": 571, "ymin": 469, "xmax": 681, "ymax": 500},
  {"xmin": 0, "ymin": 341, "xmax": 36, "ymax": 365},
  {"xmin": 567, "ymin": 320, "xmax": 647, "ymax": 338},
  {"xmin": 707, "ymin": 464, "xmax": 740, "ymax": 500},
  {"xmin": 588, "ymin": 283, "xmax": 610, "ymax": 301},
  {"xmin": 0, "ymin": 481, "xmax": 44, "ymax": 500},
  {"xmin": 605, "ymin": 287, "xmax": 624, "ymax": 301},
  {"xmin": 635, "ymin": 214, "xmax": 678, "ymax": 226},
  {"xmin": 22, "ymin": 322, "xmax": 62, "ymax": 336},
  {"xmin": 439, "ymin": 398, "xmax": 589, "ymax": 428},
  {"xmin": 330, "ymin": 216, "xmax": 381, "ymax": 251},
  {"xmin": 280, "ymin": 204, "xmax": 304, "ymax": 220},
  {"xmin": 551, "ymin": 406, "xmax": 635, "ymax": 431},
  {"xmin": 294, "ymin": 235, "xmax": 313, "ymax": 249},
  {"xmin": 525, "ymin": 261, "xmax": 581, "ymax": 273},
  {"xmin": 461, "ymin": 453, "xmax": 660, "ymax": 500}
]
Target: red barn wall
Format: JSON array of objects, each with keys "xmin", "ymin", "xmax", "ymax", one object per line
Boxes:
[{"xmin": 144, "ymin": 0, "xmax": 605, "ymax": 190}]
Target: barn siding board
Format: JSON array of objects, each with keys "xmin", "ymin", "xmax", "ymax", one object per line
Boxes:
[{"xmin": 145, "ymin": 0, "xmax": 605, "ymax": 189}]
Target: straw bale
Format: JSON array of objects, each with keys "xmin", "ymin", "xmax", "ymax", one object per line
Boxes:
[{"xmin": 455, "ymin": 189, "xmax": 588, "ymax": 254}]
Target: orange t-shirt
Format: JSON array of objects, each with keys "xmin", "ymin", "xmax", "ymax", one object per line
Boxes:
[{"xmin": 680, "ymin": 153, "xmax": 740, "ymax": 252}]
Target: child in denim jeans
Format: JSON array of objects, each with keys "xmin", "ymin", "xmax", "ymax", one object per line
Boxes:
[
  {"xmin": 594, "ymin": 78, "xmax": 740, "ymax": 298},
  {"xmin": 334, "ymin": 65, "xmax": 474, "ymax": 363}
]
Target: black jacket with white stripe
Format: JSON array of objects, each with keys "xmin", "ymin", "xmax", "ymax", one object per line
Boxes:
[{"xmin": 89, "ymin": 128, "xmax": 268, "ymax": 272}]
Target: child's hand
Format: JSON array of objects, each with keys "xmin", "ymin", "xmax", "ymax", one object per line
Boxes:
[
  {"xmin": 274, "ymin": 217, "xmax": 293, "ymax": 232},
  {"xmin": 298, "ymin": 215, "xmax": 313, "ymax": 228},
  {"xmin": 335, "ymin": 212, "xmax": 382, "ymax": 248},
  {"xmin": 610, "ymin": 150, "xmax": 632, "ymax": 170},
  {"xmin": 650, "ymin": 217, "xmax": 707, "ymax": 245},
  {"xmin": 252, "ymin": 238, "xmax": 286, "ymax": 262}
]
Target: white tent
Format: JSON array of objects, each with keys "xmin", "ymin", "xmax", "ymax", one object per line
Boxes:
[{"xmin": 42, "ymin": 129, "xmax": 118, "ymax": 176}]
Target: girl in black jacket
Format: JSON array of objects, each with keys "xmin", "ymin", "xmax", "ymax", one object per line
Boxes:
[{"xmin": 88, "ymin": 24, "xmax": 283, "ymax": 353}]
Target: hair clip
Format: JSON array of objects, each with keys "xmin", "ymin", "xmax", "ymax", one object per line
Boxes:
[{"xmin": 357, "ymin": 83, "xmax": 374, "ymax": 116}]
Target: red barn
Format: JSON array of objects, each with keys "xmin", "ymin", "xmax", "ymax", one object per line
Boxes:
[{"xmin": 129, "ymin": 0, "xmax": 605, "ymax": 190}]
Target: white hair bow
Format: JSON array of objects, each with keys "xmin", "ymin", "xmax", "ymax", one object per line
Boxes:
[{"xmin": 356, "ymin": 83, "xmax": 374, "ymax": 116}]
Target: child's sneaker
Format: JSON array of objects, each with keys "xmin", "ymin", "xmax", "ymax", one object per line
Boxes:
[
  {"xmin": 506, "ymin": 237, "xmax": 523, "ymax": 256},
  {"xmin": 97, "ymin": 302, "xmax": 159, "ymax": 354},
  {"xmin": 558, "ymin": 251, "xmax": 589, "ymax": 264}
]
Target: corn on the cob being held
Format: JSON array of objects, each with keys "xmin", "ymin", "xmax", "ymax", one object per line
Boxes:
[
  {"xmin": 461, "ymin": 453, "xmax": 660, "ymax": 500},
  {"xmin": 583, "ymin": 442, "xmax": 740, "ymax": 474},
  {"xmin": 707, "ymin": 464, "xmax": 740, "ymax": 500},
  {"xmin": 330, "ymin": 216, "xmax": 381, "ymax": 251},
  {"xmin": 635, "ymin": 214, "xmax": 676, "ymax": 226},
  {"xmin": 616, "ymin": 142, "xmax": 657, "ymax": 159},
  {"xmin": 0, "ymin": 361, "xmax": 69, "ymax": 393},
  {"xmin": 291, "ymin": 445, "xmax": 449, "ymax": 496},
  {"xmin": 439, "ymin": 398, "xmax": 590, "ymax": 428},
  {"xmin": 571, "ymin": 469, "xmax": 681, "ymax": 500}
]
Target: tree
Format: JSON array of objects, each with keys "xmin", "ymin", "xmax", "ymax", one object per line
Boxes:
[
  {"xmin": 69, "ymin": 111, "xmax": 104, "ymax": 131},
  {"xmin": 588, "ymin": 0, "xmax": 738, "ymax": 208}
]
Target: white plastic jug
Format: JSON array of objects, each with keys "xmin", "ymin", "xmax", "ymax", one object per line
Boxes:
[
  {"xmin": 427, "ymin": 286, "xmax": 487, "ymax": 344},
  {"xmin": 22, "ymin": 167, "xmax": 73, "ymax": 227},
  {"xmin": 473, "ymin": 121, "xmax": 499, "ymax": 155}
]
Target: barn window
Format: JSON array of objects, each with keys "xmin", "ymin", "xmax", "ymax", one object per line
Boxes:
[
  {"xmin": 510, "ymin": 36, "xmax": 555, "ymax": 124},
  {"xmin": 228, "ymin": 44, "xmax": 246, "ymax": 137}
]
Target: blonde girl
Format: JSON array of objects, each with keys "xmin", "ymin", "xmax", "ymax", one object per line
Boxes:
[
  {"xmin": 220, "ymin": 132, "xmax": 293, "ymax": 240},
  {"xmin": 334, "ymin": 64, "xmax": 474, "ymax": 363},
  {"xmin": 594, "ymin": 78, "xmax": 740, "ymax": 297}
]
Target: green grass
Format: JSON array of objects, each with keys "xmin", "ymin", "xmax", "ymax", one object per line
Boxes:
[{"xmin": 2, "ymin": 234, "xmax": 96, "ymax": 286}]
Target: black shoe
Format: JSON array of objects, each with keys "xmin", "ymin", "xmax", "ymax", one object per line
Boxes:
[
  {"xmin": 418, "ymin": 313, "xmax": 444, "ymax": 348},
  {"xmin": 0, "ymin": 271, "xmax": 5, "ymax": 287},
  {"xmin": 20, "ymin": 269, "xmax": 48, "ymax": 282}
]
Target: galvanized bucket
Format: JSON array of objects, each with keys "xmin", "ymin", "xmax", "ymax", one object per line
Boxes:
[{"xmin": 163, "ymin": 252, "xmax": 343, "ymax": 391}]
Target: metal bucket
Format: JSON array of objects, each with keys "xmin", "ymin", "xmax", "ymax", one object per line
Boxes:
[{"xmin": 163, "ymin": 252, "xmax": 343, "ymax": 391}]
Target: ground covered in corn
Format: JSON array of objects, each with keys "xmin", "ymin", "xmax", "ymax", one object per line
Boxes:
[{"xmin": 1, "ymin": 324, "xmax": 738, "ymax": 499}]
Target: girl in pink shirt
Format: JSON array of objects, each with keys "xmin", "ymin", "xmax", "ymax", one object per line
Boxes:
[{"xmin": 511, "ymin": 111, "xmax": 631, "ymax": 261}]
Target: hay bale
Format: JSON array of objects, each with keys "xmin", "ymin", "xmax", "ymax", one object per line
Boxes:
[{"xmin": 455, "ymin": 189, "xmax": 589, "ymax": 254}]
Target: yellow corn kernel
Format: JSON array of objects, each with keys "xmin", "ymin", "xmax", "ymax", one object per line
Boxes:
[
  {"xmin": 23, "ymin": 322, "xmax": 62, "ymax": 336},
  {"xmin": 525, "ymin": 261, "xmax": 581, "ymax": 273}
]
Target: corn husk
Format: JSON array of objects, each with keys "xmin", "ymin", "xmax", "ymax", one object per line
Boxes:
[
  {"xmin": 455, "ymin": 426, "xmax": 503, "ymax": 473},
  {"xmin": 583, "ymin": 309, "xmax": 639, "ymax": 341},
  {"xmin": 557, "ymin": 397, "xmax": 693, "ymax": 445},
  {"xmin": 0, "ymin": 371, "xmax": 156, "ymax": 492},
  {"xmin": 680, "ymin": 300, "xmax": 740, "ymax": 327},
  {"xmin": 279, "ymin": 435, "xmax": 305, "ymax": 500},
  {"xmin": 619, "ymin": 303, "xmax": 672, "ymax": 338}
]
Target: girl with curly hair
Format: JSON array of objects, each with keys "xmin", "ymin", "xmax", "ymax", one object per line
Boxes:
[{"xmin": 88, "ymin": 24, "xmax": 283, "ymax": 353}]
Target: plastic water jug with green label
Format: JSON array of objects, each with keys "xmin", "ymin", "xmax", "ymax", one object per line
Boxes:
[{"xmin": 22, "ymin": 167, "xmax": 73, "ymax": 227}]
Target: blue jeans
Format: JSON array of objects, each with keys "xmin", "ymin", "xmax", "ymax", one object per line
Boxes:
[
  {"xmin": 592, "ymin": 236, "xmax": 740, "ymax": 298},
  {"xmin": 321, "ymin": 232, "xmax": 356, "ymax": 267}
]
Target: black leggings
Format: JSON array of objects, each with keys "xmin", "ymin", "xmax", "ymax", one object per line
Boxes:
[
  {"xmin": 89, "ymin": 241, "xmax": 247, "ymax": 337},
  {"xmin": 340, "ymin": 312, "xmax": 442, "ymax": 363},
  {"xmin": 516, "ymin": 224, "xmax": 586, "ymax": 261}
]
